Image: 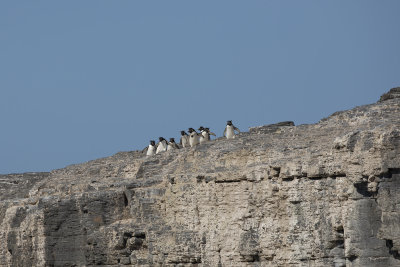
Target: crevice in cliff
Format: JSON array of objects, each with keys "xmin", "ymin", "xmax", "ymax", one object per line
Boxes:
[
  {"xmin": 282, "ymin": 177, "xmax": 295, "ymax": 181},
  {"xmin": 332, "ymin": 173, "xmax": 347, "ymax": 178},
  {"xmin": 327, "ymin": 226, "xmax": 346, "ymax": 266},
  {"xmin": 308, "ymin": 176, "xmax": 324, "ymax": 181},
  {"xmin": 215, "ymin": 179, "xmax": 242, "ymax": 184},
  {"xmin": 380, "ymin": 168, "xmax": 400, "ymax": 179},
  {"xmin": 134, "ymin": 231, "xmax": 146, "ymax": 239},
  {"xmin": 116, "ymin": 231, "xmax": 147, "ymax": 253},
  {"xmin": 329, "ymin": 226, "xmax": 344, "ymax": 249},
  {"xmin": 390, "ymin": 168, "xmax": 400, "ymax": 175},
  {"xmin": 370, "ymin": 168, "xmax": 400, "ymax": 198},
  {"xmin": 307, "ymin": 173, "xmax": 346, "ymax": 180},
  {"xmin": 353, "ymin": 181, "xmax": 373, "ymax": 197},
  {"xmin": 196, "ymin": 175, "xmax": 217, "ymax": 183},
  {"xmin": 385, "ymin": 239, "xmax": 400, "ymax": 260},
  {"xmin": 168, "ymin": 256, "xmax": 202, "ymax": 264},
  {"xmin": 123, "ymin": 192, "xmax": 129, "ymax": 207},
  {"xmin": 270, "ymin": 167, "xmax": 281, "ymax": 178},
  {"xmin": 347, "ymin": 254, "xmax": 358, "ymax": 262},
  {"xmin": 196, "ymin": 175, "xmax": 247, "ymax": 184},
  {"xmin": 248, "ymin": 253, "xmax": 260, "ymax": 262}
]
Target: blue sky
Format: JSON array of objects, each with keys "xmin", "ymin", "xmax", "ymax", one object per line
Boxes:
[{"xmin": 1, "ymin": 1, "xmax": 399, "ymax": 174}]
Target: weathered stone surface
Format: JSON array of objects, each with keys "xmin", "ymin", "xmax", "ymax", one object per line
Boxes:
[
  {"xmin": 1, "ymin": 89, "xmax": 400, "ymax": 266},
  {"xmin": 249, "ymin": 121, "xmax": 295, "ymax": 135},
  {"xmin": 379, "ymin": 87, "xmax": 400, "ymax": 102}
]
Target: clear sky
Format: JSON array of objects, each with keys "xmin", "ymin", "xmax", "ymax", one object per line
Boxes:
[{"xmin": 1, "ymin": 1, "xmax": 399, "ymax": 174}]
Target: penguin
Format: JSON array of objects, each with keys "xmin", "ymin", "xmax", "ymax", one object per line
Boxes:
[
  {"xmin": 142, "ymin": 140, "xmax": 156, "ymax": 156},
  {"xmin": 156, "ymin": 137, "xmax": 168, "ymax": 154},
  {"xmin": 198, "ymin": 126, "xmax": 208, "ymax": 144},
  {"xmin": 180, "ymin": 130, "xmax": 189, "ymax": 148},
  {"xmin": 223, "ymin": 120, "xmax": 240, "ymax": 139},
  {"xmin": 167, "ymin": 138, "xmax": 180, "ymax": 151},
  {"xmin": 205, "ymin": 127, "xmax": 216, "ymax": 140},
  {"xmin": 188, "ymin": 128, "xmax": 201, "ymax": 147},
  {"xmin": 199, "ymin": 127, "xmax": 217, "ymax": 143}
]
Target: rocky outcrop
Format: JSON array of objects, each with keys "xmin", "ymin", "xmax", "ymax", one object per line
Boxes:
[
  {"xmin": 1, "ymin": 88, "xmax": 400, "ymax": 266},
  {"xmin": 379, "ymin": 87, "xmax": 400, "ymax": 102}
]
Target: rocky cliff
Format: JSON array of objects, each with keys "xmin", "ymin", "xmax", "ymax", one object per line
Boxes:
[{"xmin": 1, "ymin": 88, "xmax": 400, "ymax": 267}]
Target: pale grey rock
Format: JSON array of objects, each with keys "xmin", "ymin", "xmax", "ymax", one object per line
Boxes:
[{"xmin": 1, "ymin": 89, "xmax": 400, "ymax": 266}]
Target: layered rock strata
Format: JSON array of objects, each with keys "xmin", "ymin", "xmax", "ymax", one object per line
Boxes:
[{"xmin": 1, "ymin": 88, "xmax": 400, "ymax": 267}]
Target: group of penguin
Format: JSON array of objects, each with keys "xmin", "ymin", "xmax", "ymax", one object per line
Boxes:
[{"xmin": 143, "ymin": 120, "xmax": 240, "ymax": 156}]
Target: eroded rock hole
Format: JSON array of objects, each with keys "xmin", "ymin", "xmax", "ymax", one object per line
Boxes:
[
  {"xmin": 271, "ymin": 167, "xmax": 281, "ymax": 177},
  {"xmin": 251, "ymin": 254, "xmax": 260, "ymax": 262},
  {"xmin": 134, "ymin": 232, "xmax": 146, "ymax": 239},
  {"xmin": 389, "ymin": 168, "xmax": 400, "ymax": 175},
  {"xmin": 309, "ymin": 176, "xmax": 324, "ymax": 180},
  {"xmin": 348, "ymin": 255, "xmax": 357, "ymax": 262},
  {"xmin": 123, "ymin": 192, "xmax": 129, "ymax": 207},
  {"xmin": 335, "ymin": 226, "xmax": 344, "ymax": 248},
  {"xmin": 130, "ymin": 232, "xmax": 146, "ymax": 251},
  {"xmin": 196, "ymin": 176, "xmax": 205, "ymax": 183},
  {"xmin": 124, "ymin": 232, "xmax": 133, "ymax": 239},
  {"xmin": 386, "ymin": 239, "xmax": 400, "ymax": 260},
  {"xmin": 353, "ymin": 181, "xmax": 372, "ymax": 197},
  {"xmin": 380, "ymin": 168, "xmax": 400, "ymax": 179}
]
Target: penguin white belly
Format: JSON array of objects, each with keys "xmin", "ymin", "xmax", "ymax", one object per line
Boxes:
[
  {"xmin": 199, "ymin": 132, "xmax": 209, "ymax": 144},
  {"xmin": 225, "ymin": 125, "xmax": 235, "ymax": 139},
  {"xmin": 189, "ymin": 133, "xmax": 199, "ymax": 147},
  {"xmin": 156, "ymin": 142, "xmax": 167, "ymax": 154},
  {"xmin": 181, "ymin": 136, "xmax": 189, "ymax": 148},
  {"xmin": 146, "ymin": 145, "xmax": 156, "ymax": 156}
]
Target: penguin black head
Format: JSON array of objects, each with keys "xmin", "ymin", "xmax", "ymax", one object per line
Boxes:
[
  {"xmin": 150, "ymin": 140, "xmax": 155, "ymax": 146},
  {"xmin": 198, "ymin": 126, "xmax": 204, "ymax": 131},
  {"xmin": 227, "ymin": 120, "xmax": 233, "ymax": 126},
  {"xmin": 159, "ymin": 137, "xmax": 165, "ymax": 142},
  {"xmin": 169, "ymin": 138, "xmax": 175, "ymax": 143},
  {"xmin": 181, "ymin": 130, "xmax": 186, "ymax": 135},
  {"xmin": 205, "ymin": 127, "xmax": 210, "ymax": 132},
  {"xmin": 188, "ymin": 128, "xmax": 195, "ymax": 133}
]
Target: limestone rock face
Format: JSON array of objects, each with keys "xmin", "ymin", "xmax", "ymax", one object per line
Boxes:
[{"xmin": 1, "ymin": 89, "xmax": 400, "ymax": 266}]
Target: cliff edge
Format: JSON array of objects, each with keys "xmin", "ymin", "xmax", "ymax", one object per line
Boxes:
[{"xmin": 1, "ymin": 88, "xmax": 400, "ymax": 267}]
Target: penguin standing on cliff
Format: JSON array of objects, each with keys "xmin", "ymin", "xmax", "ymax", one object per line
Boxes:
[
  {"xmin": 180, "ymin": 131, "xmax": 189, "ymax": 148},
  {"xmin": 167, "ymin": 138, "xmax": 180, "ymax": 151},
  {"xmin": 198, "ymin": 126, "xmax": 216, "ymax": 143},
  {"xmin": 142, "ymin": 140, "xmax": 156, "ymax": 156},
  {"xmin": 198, "ymin": 126, "xmax": 207, "ymax": 144},
  {"xmin": 156, "ymin": 137, "xmax": 168, "ymax": 154},
  {"xmin": 188, "ymin": 128, "xmax": 201, "ymax": 147},
  {"xmin": 224, "ymin": 120, "xmax": 240, "ymax": 139}
]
